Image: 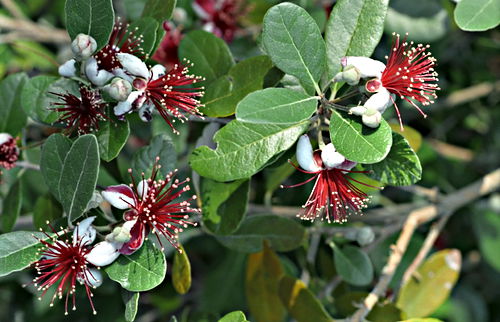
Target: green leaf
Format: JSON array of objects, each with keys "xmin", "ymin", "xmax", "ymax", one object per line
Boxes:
[
  {"xmin": 40, "ymin": 133, "xmax": 72, "ymax": 202},
  {"xmin": 142, "ymin": 0, "xmax": 176, "ymax": 22},
  {"xmin": 0, "ymin": 231, "xmax": 48, "ymax": 277},
  {"xmin": 172, "ymin": 244, "xmax": 191, "ymax": 294},
  {"xmin": 262, "ymin": 3, "xmax": 325, "ymax": 95},
  {"xmin": 21, "ymin": 75, "xmax": 60, "ymax": 124},
  {"xmin": 454, "ymin": 0, "xmax": 500, "ymax": 32},
  {"xmin": 131, "ymin": 134, "xmax": 176, "ymax": 179},
  {"xmin": 335, "ymin": 292, "xmax": 403, "ymax": 321},
  {"xmin": 325, "ymin": 0, "xmax": 389, "ymax": 80},
  {"xmin": 236, "ymin": 88, "xmax": 318, "ymax": 124},
  {"xmin": 364, "ymin": 132, "xmax": 422, "ymax": 186},
  {"xmin": 245, "ymin": 242, "xmax": 286, "ymax": 322},
  {"xmin": 105, "ymin": 240, "xmax": 166, "ymax": 292},
  {"xmin": 218, "ymin": 311, "xmax": 249, "ymax": 322},
  {"xmin": 96, "ymin": 117, "xmax": 130, "ymax": 162},
  {"xmin": 333, "ymin": 244, "xmax": 373, "ymax": 286},
  {"xmin": 1, "ymin": 179, "xmax": 22, "ymax": 232},
  {"xmin": 278, "ymin": 275, "xmax": 333, "ymax": 322},
  {"xmin": 190, "ymin": 120, "xmax": 309, "ymax": 181},
  {"xmin": 0, "ymin": 73, "xmax": 28, "ymax": 134},
  {"xmin": 473, "ymin": 209, "xmax": 500, "ymax": 271},
  {"xmin": 128, "ymin": 17, "xmax": 159, "ymax": 56},
  {"xmin": 202, "ymin": 56, "xmax": 273, "ymax": 117},
  {"xmin": 216, "ymin": 215, "xmax": 307, "ymax": 253},
  {"xmin": 65, "ymin": 0, "xmax": 115, "ymax": 50},
  {"xmin": 389, "ymin": 123, "xmax": 422, "ymax": 152},
  {"xmin": 179, "ymin": 30, "xmax": 234, "ymax": 85},
  {"xmin": 123, "ymin": 291, "xmax": 140, "ymax": 322},
  {"xmin": 33, "ymin": 194, "xmax": 63, "ymax": 229},
  {"xmin": 58, "ymin": 134, "xmax": 100, "ymax": 222},
  {"xmin": 329, "ymin": 110, "xmax": 392, "ymax": 164},
  {"xmin": 397, "ymin": 249, "xmax": 461, "ymax": 318},
  {"xmin": 201, "ymin": 179, "xmax": 249, "ymax": 235}
]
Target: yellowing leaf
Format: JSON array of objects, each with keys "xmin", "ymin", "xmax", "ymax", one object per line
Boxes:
[
  {"xmin": 172, "ymin": 244, "xmax": 192, "ymax": 295},
  {"xmin": 390, "ymin": 123, "xmax": 423, "ymax": 152},
  {"xmin": 245, "ymin": 242, "xmax": 285, "ymax": 322},
  {"xmin": 397, "ymin": 249, "xmax": 461, "ymax": 318}
]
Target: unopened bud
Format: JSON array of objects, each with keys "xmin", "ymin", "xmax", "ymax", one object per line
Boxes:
[
  {"xmin": 172, "ymin": 8, "xmax": 187, "ymax": 24},
  {"xmin": 342, "ymin": 65, "xmax": 361, "ymax": 85},
  {"xmin": 104, "ymin": 78, "xmax": 132, "ymax": 101},
  {"xmin": 362, "ymin": 108, "xmax": 382, "ymax": 128},
  {"xmin": 356, "ymin": 227, "xmax": 375, "ymax": 246},
  {"xmin": 349, "ymin": 105, "xmax": 367, "ymax": 116},
  {"xmin": 71, "ymin": 34, "xmax": 97, "ymax": 60}
]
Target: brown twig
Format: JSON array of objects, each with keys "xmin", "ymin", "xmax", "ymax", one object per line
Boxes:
[
  {"xmin": 0, "ymin": 15, "xmax": 69, "ymax": 44},
  {"xmin": 0, "ymin": 0, "xmax": 26, "ymax": 20},
  {"xmin": 348, "ymin": 168, "xmax": 500, "ymax": 322}
]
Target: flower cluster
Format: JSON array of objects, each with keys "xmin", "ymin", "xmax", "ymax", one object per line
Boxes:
[
  {"xmin": 335, "ymin": 33, "xmax": 440, "ymax": 129},
  {"xmin": 0, "ymin": 133, "xmax": 19, "ymax": 173},
  {"xmin": 282, "ymin": 135, "xmax": 376, "ymax": 223},
  {"xmin": 193, "ymin": 0, "xmax": 247, "ymax": 42},
  {"xmin": 56, "ymin": 19, "xmax": 204, "ymax": 134}
]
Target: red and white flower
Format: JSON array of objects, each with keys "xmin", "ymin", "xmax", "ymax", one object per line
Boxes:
[
  {"xmin": 0, "ymin": 133, "xmax": 19, "ymax": 171},
  {"xmin": 152, "ymin": 21, "xmax": 183, "ymax": 70},
  {"xmin": 343, "ymin": 33, "xmax": 440, "ymax": 129},
  {"xmin": 101, "ymin": 158, "xmax": 199, "ymax": 255},
  {"xmin": 193, "ymin": 0, "xmax": 246, "ymax": 42},
  {"xmin": 282, "ymin": 135, "xmax": 373, "ymax": 223}
]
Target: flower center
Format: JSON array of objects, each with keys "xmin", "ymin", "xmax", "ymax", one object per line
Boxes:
[
  {"xmin": 133, "ymin": 78, "xmax": 148, "ymax": 90},
  {"xmin": 365, "ymin": 79, "xmax": 382, "ymax": 93}
]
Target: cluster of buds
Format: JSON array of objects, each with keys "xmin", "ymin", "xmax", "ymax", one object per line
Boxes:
[
  {"xmin": 333, "ymin": 33, "xmax": 440, "ymax": 129},
  {"xmin": 0, "ymin": 133, "xmax": 19, "ymax": 173},
  {"xmin": 56, "ymin": 19, "xmax": 204, "ymax": 135}
]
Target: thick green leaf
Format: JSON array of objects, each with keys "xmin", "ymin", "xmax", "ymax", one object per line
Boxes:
[
  {"xmin": 172, "ymin": 244, "xmax": 191, "ymax": 294},
  {"xmin": 123, "ymin": 291, "xmax": 140, "ymax": 322},
  {"xmin": 0, "ymin": 73, "xmax": 28, "ymax": 134},
  {"xmin": 190, "ymin": 120, "xmax": 309, "ymax": 181},
  {"xmin": 454, "ymin": 0, "xmax": 500, "ymax": 32},
  {"xmin": 21, "ymin": 75, "xmax": 60, "ymax": 124},
  {"xmin": 96, "ymin": 117, "xmax": 130, "ymax": 162},
  {"xmin": 473, "ymin": 209, "xmax": 500, "ymax": 271},
  {"xmin": 40, "ymin": 133, "xmax": 72, "ymax": 201},
  {"xmin": 236, "ymin": 88, "xmax": 318, "ymax": 124},
  {"xmin": 364, "ymin": 132, "xmax": 421, "ymax": 186},
  {"xmin": 325, "ymin": 0, "xmax": 389, "ymax": 80},
  {"xmin": 131, "ymin": 134, "xmax": 176, "ymax": 179},
  {"xmin": 278, "ymin": 275, "xmax": 333, "ymax": 322},
  {"xmin": 179, "ymin": 30, "xmax": 234, "ymax": 84},
  {"xmin": 262, "ymin": 3, "xmax": 325, "ymax": 95},
  {"xmin": 333, "ymin": 244, "xmax": 373, "ymax": 286},
  {"xmin": 128, "ymin": 17, "xmax": 159, "ymax": 56},
  {"xmin": 202, "ymin": 56, "xmax": 273, "ymax": 117},
  {"xmin": 397, "ymin": 249, "xmax": 461, "ymax": 318},
  {"xmin": 1, "ymin": 179, "xmax": 22, "ymax": 232},
  {"xmin": 245, "ymin": 242, "xmax": 286, "ymax": 322},
  {"xmin": 216, "ymin": 215, "xmax": 306, "ymax": 253},
  {"xmin": 33, "ymin": 194, "xmax": 63, "ymax": 229},
  {"xmin": 65, "ymin": 0, "xmax": 115, "ymax": 50},
  {"xmin": 105, "ymin": 240, "xmax": 166, "ymax": 292},
  {"xmin": 58, "ymin": 135, "xmax": 100, "ymax": 221},
  {"xmin": 218, "ymin": 311, "xmax": 249, "ymax": 322},
  {"xmin": 329, "ymin": 110, "xmax": 392, "ymax": 164},
  {"xmin": 201, "ymin": 179, "xmax": 249, "ymax": 235},
  {"xmin": 0, "ymin": 231, "xmax": 47, "ymax": 277},
  {"xmin": 142, "ymin": 0, "xmax": 176, "ymax": 22}
]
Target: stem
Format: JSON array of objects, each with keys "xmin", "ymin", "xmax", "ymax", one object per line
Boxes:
[{"xmin": 16, "ymin": 161, "xmax": 40, "ymax": 171}]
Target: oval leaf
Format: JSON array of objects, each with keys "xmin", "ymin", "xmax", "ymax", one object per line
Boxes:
[
  {"xmin": 325, "ymin": 0, "xmax": 389, "ymax": 79},
  {"xmin": 172, "ymin": 244, "xmax": 192, "ymax": 294},
  {"xmin": 333, "ymin": 244, "xmax": 373, "ymax": 286},
  {"xmin": 105, "ymin": 240, "xmax": 167, "ymax": 292},
  {"xmin": 40, "ymin": 133, "xmax": 72, "ymax": 202},
  {"xmin": 190, "ymin": 120, "xmax": 309, "ymax": 182},
  {"xmin": 1, "ymin": 179, "xmax": 22, "ymax": 232},
  {"xmin": 218, "ymin": 311, "xmax": 249, "ymax": 322},
  {"xmin": 96, "ymin": 117, "xmax": 130, "ymax": 162},
  {"xmin": 364, "ymin": 132, "xmax": 422, "ymax": 186},
  {"xmin": 454, "ymin": 0, "xmax": 500, "ymax": 32},
  {"xmin": 397, "ymin": 249, "xmax": 461, "ymax": 318},
  {"xmin": 21, "ymin": 75, "xmax": 60, "ymax": 123},
  {"xmin": 132, "ymin": 134, "xmax": 176, "ymax": 179},
  {"xmin": 128, "ymin": 17, "xmax": 159, "ymax": 56},
  {"xmin": 58, "ymin": 134, "xmax": 100, "ymax": 222},
  {"xmin": 236, "ymin": 88, "xmax": 318, "ymax": 124},
  {"xmin": 262, "ymin": 3, "xmax": 325, "ymax": 95},
  {"xmin": 329, "ymin": 110, "xmax": 392, "ymax": 164},
  {"xmin": 123, "ymin": 291, "xmax": 140, "ymax": 322},
  {"xmin": 0, "ymin": 231, "xmax": 48, "ymax": 277},
  {"xmin": 473, "ymin": 208, "xmax": 500, "ymax": 271},
  {"xmin": 0, "ymin": 73, "xmax": 28, "ymax": 134},
  {"xmin": 65, "ymin": 0, "xmax": 115, "ymax": 50},
  {"xmin": 216, "ymin": 215, "xmax": 306, "ymax": 253}
]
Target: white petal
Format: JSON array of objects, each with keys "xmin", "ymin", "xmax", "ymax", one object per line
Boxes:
[
  {"xmin": 192, "ymin": 1, "xmax": 210, "ymax": 19},
  {"xmin": 0, "ymin": 133, "xmax": 13, "ymax": 145},
  {"xmin": 138, "ymin": 102, "xmax": 155, "ymax": 122},
  {"xmin": 114, "ymin": 90, "xmax": 143, "ymax": 116},
  {"xmin": 73, "ymin": 216, "xmax": 96, "ymax": 246},
  {"xmin": 137, "ymin": 180, "xmax": 149, "ymax": 199},
  {"xmin": 342, "ymin": 56, "xmax": 386, "ymax": 78},
  {"xmin": 112, "ymin": 68, "xmax": 134, "ymax": 84},
  {"xmin": 85, "ymin": 57, "xmax": 113, "ymax": 86},
  {"xmin": 151, "ymin": 64, "xmax": 166, "ymax": 80},
  {"xmin": 117, "ymin": 53, "xmax": 149, "ymax": 79},
  {"xmin": 78, "ymin": 268, "xmax": 103, "ymax": 288},
  {"xmin": 349, "ymin": 105, "xmax": 367, "ymax": 116},
  {"xmin": 296, "ymin": 135, "xmax": 321, "ymax": 172},
  {"xmin": 85, "ymin": 241, "xmax": 122, "ymax": 267},
  {"xmin": 364, "ymin": 87, "xmax": 392, "ymax": 113},
  {"xmin": 101, "ymin": 184, "xmax": 135, "ymax": 209},
  {"xmin": 58, "ymin": 59, "xmax": 77, "ymax": 77},
  {"xmin": 321, "ymin": 143, "xmax": 345, "ymax": 169}
]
